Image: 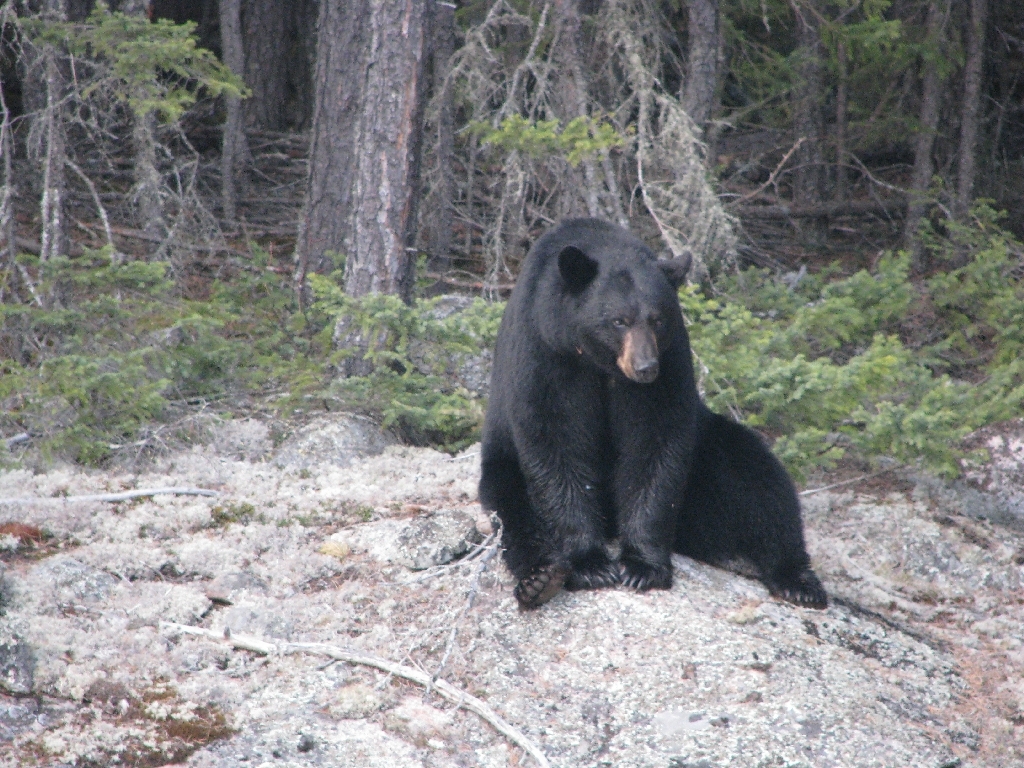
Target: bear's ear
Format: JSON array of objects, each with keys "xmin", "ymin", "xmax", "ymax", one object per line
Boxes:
[
  {"xmin": 658, "ymin": 252, "xmax": 692, "ymax": 289},
  {"xmin": 558, "ymin": 246, "xmax": 599, "ymax": 294}
]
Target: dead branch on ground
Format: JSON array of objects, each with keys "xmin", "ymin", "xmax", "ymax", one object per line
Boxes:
[{"xmin": 160, "ymin": 621, "xmax": 552, "ymax": 768}]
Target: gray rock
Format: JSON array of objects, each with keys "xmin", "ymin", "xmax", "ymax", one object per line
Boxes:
[
  {"xmin": 209, "ymin": 418, "xmax": 273, "ymax": 462},
  {"xmin": 188, "ymin": 718, "xmax": 427, "ymax": 768},
  {"xmin": 4, "ymin": 435, "xmax": 1024, "ymax": 766},
  {"xmin": 0, "ymin": 695, "xmax": 38, "ymax": 741},
  {"xmin": 204, "ymin": 571, "xmax": 269, "ymax": 605},
  {"xmin": 218, "ymin": 602, "xmax": 294, "ymax": 641},
  {"xmin": 272, "ymin": 415, "xmax": 394, "ymax": 470},
  {"xmin": 907, "ymin": 419, "xmax": 1024, "ymax": 531},
  {"xmin": 395, "ymin": 509, "xmax": 483, "ymax": 570},
  {"xmin": 406, "ymin": 295, "xmax": 494, "ymax": 397},
  {"xmin": 29, "ymin": 556, "xmax": 116, "ymax": 611},
  {"xmin": 0, "ymin": 638, "xmax": 34, "ymax": 695}
]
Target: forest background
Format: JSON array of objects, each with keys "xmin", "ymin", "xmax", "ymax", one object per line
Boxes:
[{"xmin": 1, "ymin": 0, "xmax": 1023, "ymax": 483}]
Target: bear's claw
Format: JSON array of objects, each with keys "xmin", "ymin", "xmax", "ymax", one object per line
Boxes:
[
  {"xmin": 767, "ymin": 568, "xmax": 828, "ymax": 609},
  {"xmin": 514, "ymin": 565, "xmax": 569, "ymax": 609},
  {"xmin": 565, "ymin": 560, "xmax": 621, "ymax": 591},
  {"xmin": 620, "ymin": 559, "xmax": 673, "ymax": 591}
]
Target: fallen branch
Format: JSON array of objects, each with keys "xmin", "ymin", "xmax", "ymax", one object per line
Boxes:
[
  {"xmin": 799, "ymin": 466, "xmax": 900, "ymax": 496},
  {"xmin": 424, "ymin": 272, "xmax": 516, "ymax": 292},
  {"xmin": 159, "ymin": 621, "xmax": 550, "ymax": 768},
  {"xmin": 0, "ymin": 487, "xmax": 219, "ymax": 504},
  {"xmin": 737, "ymin": 199, "xmax": 907, "ymax": 220},
  {"xmin": 4, "ymin": 433, "xmax": 29, "ymax": 449}
]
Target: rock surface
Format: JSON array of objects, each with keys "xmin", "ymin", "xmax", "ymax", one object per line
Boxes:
[
  {"xmin": 272, "ymin": 414, "xmax": 395, "ymax": 470},
  {"xmin": 0, "ymin": 417, "xmax": 1022, "ymax": 767}
]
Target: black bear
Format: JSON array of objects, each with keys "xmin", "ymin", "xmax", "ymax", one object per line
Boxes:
[{"xmin": 479, "ymin": 218, "xmax": 827, "ymax": 610}]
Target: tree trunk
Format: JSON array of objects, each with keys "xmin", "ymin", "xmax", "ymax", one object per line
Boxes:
[
  {"xmin": 38, "ymin": 45, "xmax": 69, "ymax": 267},
  {"xmin": 1, "ymin": 56, "xmax": 19, "ymax": 304},
  {"xmin": 834, "ymin": 37, "xmax": 848, "ymax": 201},
  {"xmin": 683, "ymin": 0, "xmax": 719, "ymax": 131},
  {"xmin": 904, "ymin": 0, "xmax": 951, "ymax": 262},
  {"xmin": 346, "ymin": 0, "xmax": 429, "ymax": 299},
  {"xmin": 294, "ymin": 0, "xmax": 369, "ymax": 288},
  {"xmin": 425, "ymin": 0, "xmax": 455, "ymax": 273},
  {"xmin": 556, "ymin": 0, "xmax": 603, "ymax": 219},
  {"xmin": 219, "ymin": 0, "xmax": 248, "ymax": 224},
  {"xmin": 117, "ymin": 0, "xmax": 165, "ymax": 240},
  {"xmin": 297, "ymin": 0, "xmax": 430, "ymax": 301},
  {"xmin": 241, "ymin": 0, "xmax": 288, "ymax": 130},
  {"xmin": 955, "ymin": 0, "xmax": 988, "ymax": 219},
  {"xmin": 789, "ymin": 0, "xmax": 827, "ymax": 246}
]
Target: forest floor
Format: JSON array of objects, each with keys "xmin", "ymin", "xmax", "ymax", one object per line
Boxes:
[{"xmin": 1, "ymin": 413, "xmax": 1023, "ymax": 768}]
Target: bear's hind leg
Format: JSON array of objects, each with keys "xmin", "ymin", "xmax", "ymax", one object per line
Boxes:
[{"xmin": 681, "ymin": 412, "xmax": 828, "ymax": 609}]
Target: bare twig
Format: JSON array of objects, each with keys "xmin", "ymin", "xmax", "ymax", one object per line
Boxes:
[
  {"xmin": 726, "ymin": 137, "xmax": 805, "ymax": 208},
  {"xmin": 430, "ymin": 534, "xmax": 500, "ymax": 688},
  {"xmin": 159, "ymin": 621, "xmax": 551, "ymax": 768},
  {"xmin": 65, "ymin": 158, "xmax": 115, "ymax": 252},
  {"xmin": 0, "ymin": 487, "xmax": 220, "ymax": 505}
]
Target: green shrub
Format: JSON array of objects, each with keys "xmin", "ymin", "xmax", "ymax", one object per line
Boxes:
[
  {"xmin": 3, "ymin": 205, "xmax": 1022, "ymax": 478},
  {"xmin": 682, "ymin": 204, "xmax": 1024, "ymax": 479},
  {"xmin": 309, "ymin": 274, "xmax": 503, "ymax": 452}
]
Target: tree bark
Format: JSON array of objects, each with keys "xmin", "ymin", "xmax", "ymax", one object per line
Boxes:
[
  {"xmin": 789, "ymin": 0, "xmax": 827, "ymax": 246},
  {"xmin": 834, "ymin": 37, "xmax": 848, "ymax": 201},
  {"xmin": 240, "ymin": 0, "xmax": 288, "ymax": 130},
  {"xmin": 294, "ymin": 0, "xmax": 369, "ymax": 288},
  {"xmin": 904, "ymin": 0, "xmax": 951, "ymax": 261},
  {"xmin": 556, "ymin": 0, "xmax": 603, "ymax": 219},
  {"xmin": 112, "ymin": 0, "xmax": 166, "ymax": 240},
  {"xmin": 346, "ymin": 0, "xmax": 429, "ymax": 299},
  {"xmin": 683, "ymin": 0, "xmax": 720, "ymax": 131},
  {"xmin": 219, "ymin": 0, "xmax": 248, "ymax": 224},
  {"xmin": 955, "ymin": 0, "xmax": 988, "ymax": 219},
  {"xmin": 297, "ymin": 0, "xmax": 430, "ymax": 301},
  {"xmin": 38, "ymin": 44, "xmax": 69, "ymax": 266},
  {"xmin": 1, "ymin": 48, "xmax": 20, "ymax": 304},
  {"xmin": 425, "ymin": 0, "xmax": 455, "ymax": 273}
]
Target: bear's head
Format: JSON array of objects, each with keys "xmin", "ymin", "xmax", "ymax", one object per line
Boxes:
[{"xmin": 550, "ymin": 227, "xmax": 691, "ymax": 385}]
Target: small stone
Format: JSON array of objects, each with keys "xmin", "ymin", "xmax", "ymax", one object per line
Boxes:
[
  {"xmin": 395, "ymin": 510, "xmax": 482, "ymax": 570},
  {"xmin": 204, "ymin": 572, "xmax": 269, "ymax": 606},
  {"xmin": 0, "ymin": 638, "xmax": 34, "ymax": 695},
  {"xmin": 475, "ymin": 510, "xmax": 494, "ymax": 537},
  {"xmin": 297, "ymin": 733, "xmax": 315, "ymax": 752},
  {"xmin": 330, "ymin": 684, "xmax": 384, "ymax": 719},
  {"xmin": 376, "ymin": 598, "xmax": 397, "ymax": 618},
  {"xmin": 385, "ymin": 696, "xmax": 452, "ymax": 742}
]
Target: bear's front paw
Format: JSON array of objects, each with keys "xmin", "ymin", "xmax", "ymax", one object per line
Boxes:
[
  {"xmin": 514, "ymin": 564, "xmax": 569, "ymax": 610},
  {"xmin": 620, "ymin": 559, "xmax": 673, "ymax": 591},
  {"xmin": 766, "ymin": 567, "xmax": 828, "ymax": 609},
  {"xmin": 565, "ymin": 558, "xmax": 621, "ymax": 591}
]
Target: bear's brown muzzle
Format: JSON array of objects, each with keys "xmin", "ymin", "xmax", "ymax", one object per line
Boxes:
[{"xmin": 617, "ymin": 327, "xmax": 659, "ymax": 383}]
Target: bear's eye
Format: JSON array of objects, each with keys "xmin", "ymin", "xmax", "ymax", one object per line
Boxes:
[
  {"xmin": 611, "ymin": 318, "xmax": 627, "ymax": 328},
  {"xmin": 650, "ymin": 316, "xmax": 664, "ymax": 328}
]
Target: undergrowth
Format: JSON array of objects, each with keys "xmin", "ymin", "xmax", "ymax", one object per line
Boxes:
[{"xmin": 1, "ymin": 205, "xmax": 1022, "ymax": 479}]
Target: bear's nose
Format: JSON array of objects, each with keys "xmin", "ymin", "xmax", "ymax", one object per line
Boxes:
[{"xmin": 633, "ymin": 360, "xmax": 659, "ymax": 383}]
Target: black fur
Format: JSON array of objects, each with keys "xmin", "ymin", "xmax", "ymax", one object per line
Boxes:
[{"xmin": 479, "ymin": 218, "xmax": 826, "ymax": 610}]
